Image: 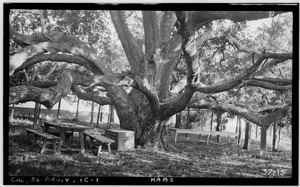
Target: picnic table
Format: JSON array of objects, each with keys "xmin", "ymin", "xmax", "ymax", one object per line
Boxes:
[
  {"xmin": 42, "ymin": 121, "xmax": 92, "ymax": 154},
  {"xmin": 168, "ymin": 128, "xmax": 239, "ymax": 145}
]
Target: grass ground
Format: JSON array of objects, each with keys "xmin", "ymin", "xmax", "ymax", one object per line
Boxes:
[{"xmin": 7, "ymin": 122, "xmax": 292, "ymax": 178}]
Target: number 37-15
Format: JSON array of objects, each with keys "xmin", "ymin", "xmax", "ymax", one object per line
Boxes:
[{"xmin": 261, "ymin": 169, "xmax": 288, "ymax": 176}]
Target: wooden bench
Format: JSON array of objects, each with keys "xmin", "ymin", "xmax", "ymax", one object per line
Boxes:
[
  {"xmin": 26, "ymin": 128, "xmax": 63, "ymax": 154},
  {"xmin": 169, "ymin": 128, "xmax": 239, "ymax": 145},
  {"xmin": 207, "ymin": 131, "xmax": 239, "ymax": 145},
  {"xmin": 83, "ymin": 132, "xmax": 115, "ymax": 156}
]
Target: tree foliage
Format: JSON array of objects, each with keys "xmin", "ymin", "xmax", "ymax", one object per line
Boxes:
[{"xmin": 8, "ymin": 7, "xmax": 293, "ymax": 149}]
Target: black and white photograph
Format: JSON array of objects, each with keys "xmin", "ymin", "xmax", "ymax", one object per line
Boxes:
[{"xmin": 4, "ymin": 2, "xmax": 298, "ymax": 185}]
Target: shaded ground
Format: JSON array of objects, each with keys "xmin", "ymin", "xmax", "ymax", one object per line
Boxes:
[{"xmin": 8, "ymin": 123, "xmax": 292, "ymax": 178}]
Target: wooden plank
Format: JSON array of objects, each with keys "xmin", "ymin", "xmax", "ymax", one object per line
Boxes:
[
  {"xmin": 169, "ymin": 128, "xmax": 239, "ymax": 145},
  {"xmin": 84, "ymin": 132, "xmax": 115, "ymax": 144},
  {"xmin": 26, "ymin": 128, "xmax": 61, "ymax": 140}
]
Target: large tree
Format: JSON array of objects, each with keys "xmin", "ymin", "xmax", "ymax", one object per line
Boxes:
[{"xmin": 9, "ymin": 8, "xmax": 293, "ymax": 151}]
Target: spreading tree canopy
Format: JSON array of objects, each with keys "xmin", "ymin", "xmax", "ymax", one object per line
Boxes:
[{"xmin": 8, "ymin": 8, "xmax": 293, "ymax": 151}]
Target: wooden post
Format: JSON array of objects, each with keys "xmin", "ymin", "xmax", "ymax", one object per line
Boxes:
[
  {"xmin": 278, "ymin": 126, "xmax": 282, "ymax": 143},
  {"xmin": 76, "ymin": 98, "xmax": 80, "ymax": 121},
  {"xmin": 243, "ymin": 121, "xmax": 251, "ymax": 150},
  {"xmin": 175, "ymin": 112, "xmax": 182, "ymax": 128},
  {"xmin": 255, "ymin": 124, "xmax": 258, "ymax": 139},
  {"xmin": 186, "ymin": 107, "xmax": 190, "ymax": 138},
  {"xmin": 100, "ymin": 112, "xmax": 103, "ymax": 122},
  {"xmin": 272, "ymin": 122, "xmax": 277, "ymax": 151},
  {"xmin": 33, "ymin": 103, "xmax": 40, "ymax": 129},
  {"xmin": 97, "ymin": 105, "xmax": 101, "ymax": 126},
  {"xmin": 187, "ymin": 107, "xmax": 190, "ymax": 128},
  {"xmin": 9, "ymin": 104, "xmax": 15, "ymax": 123},
  {"xmin": 107, "ymin": 105, "xmax": 112, "ymax": 129},
  {"xmin": 57, "ymin": 99, "xmax": 61, "ymax": 120},
  {"xmin": 90, "ymin": 101, "xmax": 94, "ymax": 127},
  {"xmin": 111, "ymin": 105, "xmax": 114, "ymax": 123},
  {"xmin": 216, "ymin": 111, "xmax": 221, "ymax": 143},
  {"xmin": 260, "ymin": 127, "xmax": 268, "ymax": 158},
  {"xmin": 237, "ymin": 117, "xmax": 242, "ymax": 146},
  {"xmin": 235, "ymin": 116, "xmax": 239, "ymax": 133},
  {"xmin": 210, "ymin": 110, "xmax": 213, "ymax": 131}
]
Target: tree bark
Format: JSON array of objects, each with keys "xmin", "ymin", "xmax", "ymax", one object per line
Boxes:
[{"xmin": 260, "ymin": 127, "xmax": 268, "ymax": 158}]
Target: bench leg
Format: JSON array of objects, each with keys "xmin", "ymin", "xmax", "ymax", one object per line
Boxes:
[
  {"xmin": 79, "ymin": 132, "xmax": 85, "ymax": 154},
  {"xmin": 53, "ymin": 141, "xmax": 57, "ymax": 154},
  {"xmin": 97, "ymin": 145, "xmax": 102, "ymax": 156},
  {"xmin": 207, "ymin": 134, "xmax": 211, "ymax": 145},
  {"xmin": 174, "ymin": 132, "xmax": 178, "ymax": 143},
  {"xmin": 57, "ymin": 139, "xmax": 63, "ymax": 154},
  {"xmin": 107, "ymin": 143, "xmax": 111, "ymax": 155}
]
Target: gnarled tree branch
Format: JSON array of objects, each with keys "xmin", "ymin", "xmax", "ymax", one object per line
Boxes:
[
  {"xmin": 190, "ymin": 99, "xmax": 291, "ymax": 128},
  {"xmin": 241, "ymin": 79, "xmax": 292, "ymax": 92},
  {"xmin": 110, "ymin": 11, "xmax": 144, "ymax": 76},
  {"xmin": 71, "ymin": 85, "xmax": 113, "ymax": 106}
]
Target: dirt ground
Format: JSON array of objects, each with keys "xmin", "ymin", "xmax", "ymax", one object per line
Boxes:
[{"xmin": 7, "ymin": 123, "xmax": 292, "ymax": 178}]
